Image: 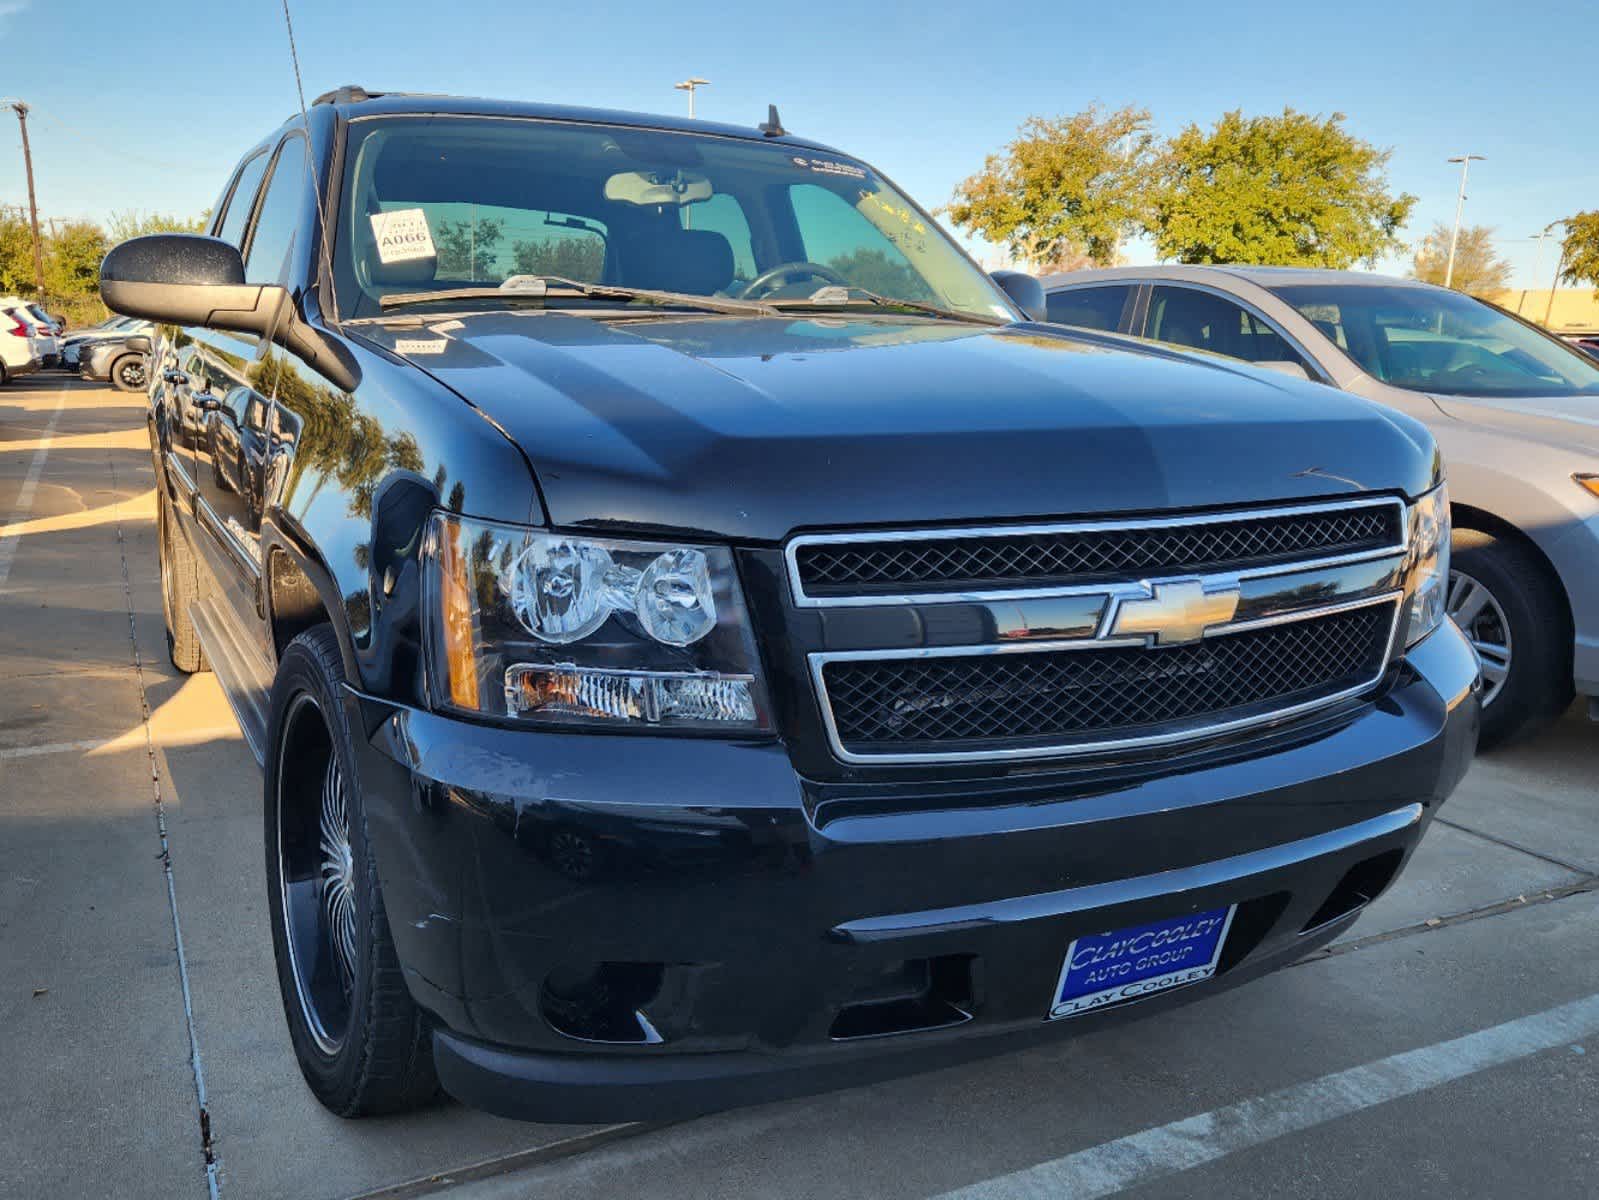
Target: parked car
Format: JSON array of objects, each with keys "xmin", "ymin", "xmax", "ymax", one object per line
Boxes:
[
  {"xmin": 1041, "ymin": 266, "xmax": 1599, "ymax": 745},
  {"xmin": 103, "ymin": 88, "xmax": 1478, "ymax": 1125},
  {"xmin": 63, "ymin": 315, "xmax": 151, "ymax": 369},
  {"xmin": 0, "ymin": 302, "xmax": 60, "ymax": 368},
  {"xmin": 79, "ymin": 333, "xmax": 149, "ymax": 391},
  {"xmin": 1566, "ymin": 335, "xmax": 1599, "ymax": 362},
  {"xmin": 0, "ymin": 306, "xmax": 42, "ymax": 385}
]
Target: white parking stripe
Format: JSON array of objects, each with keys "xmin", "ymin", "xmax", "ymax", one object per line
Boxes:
[
  {"xmin": 936, "ymin": 991, "xmax": 1599, "ymax": 1200},
  {"xmin": 0, "ymin": 383, "xmax": 67, "ymax": 590}
]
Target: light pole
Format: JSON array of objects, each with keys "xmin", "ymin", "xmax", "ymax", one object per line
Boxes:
[
  {"xmin": 1444, "ymin": 154, "xmax": 1486, "ymax": 290},
  {"xmin": 674, "ymin": 77, "xmax": 710, "ymax": 119},
  {"xmin": 1544, "ymin": 221, "xmax": 1571, "ymax": 329},
  {"xmin": 1521, "ymin": 223, "xmax": 1561, "ymax": 315},
  {"xmin": 4, "ymin": 99, "xmax": 46, "ymax": 295}
]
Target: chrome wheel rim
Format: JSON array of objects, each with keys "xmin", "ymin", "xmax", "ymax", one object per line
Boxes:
[
  {"xmin": 277, "ymin": 694, "xmax": 356, "ymax": 1055},
  {"xmin": 119, "ymin": 358, "xmax": 146, "ymax": 389},
  {"xmin": 1447, "ymin": 569, "xmax": 1512, "ymax": 707}
]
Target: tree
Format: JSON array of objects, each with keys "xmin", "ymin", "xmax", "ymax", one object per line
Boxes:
[
  {"xmin": 0, "ymin": 211, "xmax": 37, "ymax": 294},
  {"xmin": 1559, "ymin": 211, "xmax": 1599, "ymax": 296},
  {"xmin": 511, "ymin": 235, "xmax": 604, "ymax": 281},
  {"xmin": 44, "ymin": 221, "xmax": 110, "ymax": 297},
  {"xmin": 435, "ymin": 217, "xmax": 503, "ymax": 280},
  {"xmin": 1411, "ymin": 222, "xmax": 1511, "ymax": 296},
  {"xmin": 946, "ymin": 105, "xmax": 1155, "ymax": 269},
  {"xmin": 1147, "ymin": 109, "xmax": 1415, "ymax": 267},
  {"xmin": 823, "ymin": 248, "xmax": 933, "ymax": 301},
  {"xmin": 107, "ymin": 209, "xmax": 210, "ymax": 242}
]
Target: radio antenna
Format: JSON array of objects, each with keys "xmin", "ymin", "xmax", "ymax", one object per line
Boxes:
[{"xmin": 280, "ymin": 0, "xmax": 345, "ymax": 336}]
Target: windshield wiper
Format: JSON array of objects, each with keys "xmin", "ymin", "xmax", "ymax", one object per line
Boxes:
[
  {"xmin": 769, "ymin": 286, "xmax": 1009, "ymax": 327},
  {"xmin": 377, "ymin": 275, "xmax": 781, "ymax": 318}
]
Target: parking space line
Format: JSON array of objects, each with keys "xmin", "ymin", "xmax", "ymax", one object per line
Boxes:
[
  {"xmin": 105, "ymin": 443, "xmax": 222, "ymax": 1199},
  {"xmin": 0, "ymin": 381, "xmax": 66, "ymax": 591},
  {"xmin": 933, "ymin": 990, "xmax": 1599, "ymax": 1200}
]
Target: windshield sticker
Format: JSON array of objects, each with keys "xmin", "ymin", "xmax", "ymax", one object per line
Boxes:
[
  {"xmin": 370, "ymin": 208, "xmax": 437, "ymax": 264},
  {"xmin": 789, "ymin": 155, "xmax": 867, "ymax": 181},
  {"xmin": 394, "ymin": 338, "xmax": 448, "ymax": 356},
  {"xmin": 861, "ymin": 191, "xmax": 927, "ymax": 236}
]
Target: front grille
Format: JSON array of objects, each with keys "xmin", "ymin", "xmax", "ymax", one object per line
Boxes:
[
  {"xmin": 819, "ymin": 602, "xmax": 1395, "ymax": 759},
  {"xmin": 794, "ymin": 503, "xmax": 1402, "ymax": 598}
]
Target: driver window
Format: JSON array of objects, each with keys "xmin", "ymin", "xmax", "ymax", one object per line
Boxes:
[{"xmin": 786, "ymin": 184, "xmax": 934, "ymax": 301}]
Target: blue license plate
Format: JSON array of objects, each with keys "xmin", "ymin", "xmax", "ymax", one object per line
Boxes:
[{"xmin": 1049, "ymin": 905, "xmax": 1236, "ymax": 1020}]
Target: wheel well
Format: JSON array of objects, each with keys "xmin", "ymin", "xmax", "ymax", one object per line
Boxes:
[
  {"xmin": 268, "ymin": 547, "xmax": 332, "ymax": 663},
  {"xmin": 1450, "ymin": 502, "xmax": 1574, "ymax": 634}
]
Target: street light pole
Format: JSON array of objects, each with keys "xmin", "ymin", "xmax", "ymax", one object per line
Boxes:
[
  {"xmin": 1544, "ymin": 225, "xmax": 1570, "ymax": 329},
  {"xmin": 1444, "ymin": 154, "xmax": 1485, "ymax": 290},
  {"xmin": 6, "ymin": 100, "xmax": 47, "ymax": 295},
  {"xmin": 674, "ymin": 77, "xmax": 710, "ymax": 119}
]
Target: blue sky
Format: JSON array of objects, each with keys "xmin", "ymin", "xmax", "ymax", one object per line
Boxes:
[{"xmin": 1, "ymin": 0, "xmax": 1591, "ymax": 288}]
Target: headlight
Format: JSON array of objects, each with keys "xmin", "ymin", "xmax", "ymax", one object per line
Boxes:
[
  {"xmin": 424, "ymin": 514, "xmax": 771, "ymax": 732},
  {"xmin": 1403, "ymin": 483, "xmax": 1451, "ymax": 648}
]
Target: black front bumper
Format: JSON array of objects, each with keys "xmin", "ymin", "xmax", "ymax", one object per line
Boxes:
[{"xmin": 350, "ymin": 621, "xmax": 1479, "ymax": 1123}]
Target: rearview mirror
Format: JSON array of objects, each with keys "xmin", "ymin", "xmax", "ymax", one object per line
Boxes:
[
  {"xmin": 1254, "ymin": 360, "xmax": 1312, "ymax": 382},
  {"xmin": 100, "ymin": 234, "xmax": 360, "ymax": 392},
  {"xmin": 990, "ymin": 270, "xmax": 1046, "ymax": 322}
]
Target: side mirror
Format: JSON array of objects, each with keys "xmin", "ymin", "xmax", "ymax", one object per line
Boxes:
[
  {"xmin": 100, "ymin": 234, "xmax": 360, "ymax": 392},
  {"xmin": 990, "ymin": 270, "xmax": 1046, "ymax": 322},
  {"xmin": 1254, "ymin": 360, "xmax": 1312, "ymax": 382},
  {"xmin": 125, "ymin": 334, "xmax": 152, "ymax": 354}
]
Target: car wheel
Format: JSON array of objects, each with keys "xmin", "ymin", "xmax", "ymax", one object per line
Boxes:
[
  {"xmin": 157, "ymin": 488, "xmax": 209, "ymax": 673},
  {"xmin": 110, "ymin": 354, "xmax": 147, "ymax": 392},
  {"xmin": 265, "ymin": 626, "xmax": 438, "ymax": 1116},
  {"xmin": 1448, "ymin": 528, "xmax": 1572, "ymax": 748}
]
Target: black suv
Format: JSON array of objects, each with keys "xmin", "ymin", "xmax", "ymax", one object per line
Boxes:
[{"xmin": 104, "ymin": 87, "xmax": 1479, "ymax": 1123}]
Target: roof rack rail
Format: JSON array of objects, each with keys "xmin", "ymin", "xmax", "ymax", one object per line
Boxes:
[{"xmin": 311, "ymin": 85, "xmax": 379, "ymax": 106}]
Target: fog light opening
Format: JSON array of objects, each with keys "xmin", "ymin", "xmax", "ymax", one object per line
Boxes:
[
  {"xmin": 541, "ymin": 961, "xmax": 667, "ymax": 1044},
  {"xmin": 1301, "ymin": 849, "xmax": 1405, "ymax": 935}
]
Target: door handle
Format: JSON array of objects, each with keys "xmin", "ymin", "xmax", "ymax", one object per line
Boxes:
[
  {"xmin": 163, "ymin": 369, "xmax": 188, "ymax": 386},
  {"xmin": 194, "ymin": 395, "xmax": 222, "ymax": 413}
]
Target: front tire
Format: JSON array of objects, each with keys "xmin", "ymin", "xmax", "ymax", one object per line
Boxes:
[
  {"xmin": 265, "ymin": 626, "xmax": 437, "ymax": 1116},
  {"xmin": 1449, "ymin": 528, "xmax": 1572, "ymax": 748}
]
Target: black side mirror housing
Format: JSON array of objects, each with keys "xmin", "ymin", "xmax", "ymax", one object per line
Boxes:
[
  {"xmin": 124, "ymin": 334, "xmax": 152, "ymax": 354},
  {"xmin": 990, "ymin": 270, "xmax": 1046, "ymax": 322},
  {"xmin": 100, "ymin": 234, "xmax": 360, "ymax": 392}
]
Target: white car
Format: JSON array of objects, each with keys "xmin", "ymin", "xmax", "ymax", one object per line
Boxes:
[
  {"xmin": 0, "ymin": 307, "xmax": 42, "ymax": 384},
  {"xmin": 0, "ymin": 302, "xmax": 61, "ymax": 368}
]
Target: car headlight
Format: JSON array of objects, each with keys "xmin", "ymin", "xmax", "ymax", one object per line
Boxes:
[
  {"xmin": 424, "ymin": 514, "xmax": 771, "ymax": 732},
  {"xmin": 1403, "ymin": 483, "xmax": 1451, "ymax": 648}
]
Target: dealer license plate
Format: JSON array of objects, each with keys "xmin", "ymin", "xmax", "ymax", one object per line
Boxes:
[{"xmin": 1049, "ymin": 905, "xmax": 1237, "ymax": 1020}]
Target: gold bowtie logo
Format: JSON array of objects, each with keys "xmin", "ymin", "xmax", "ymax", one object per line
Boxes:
[{"xmin": 1111, "ymin": 580, "xmax": 1241, "ymax": 647}]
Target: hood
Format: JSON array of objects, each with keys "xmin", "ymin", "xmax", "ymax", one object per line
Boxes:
[
  {"xmin": 360, "ymin": 312, "xmax": 1437, "ymax": 542},
  {"xmin": 1430, "ymin": 392, "xmax": 1599, "ymax": 456}
]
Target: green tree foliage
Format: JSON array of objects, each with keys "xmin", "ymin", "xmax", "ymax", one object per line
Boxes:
[
  {"xmin": 44, "ymin": 221, "xmax": 110, "ymax": 296},
  {"xmin": 0, "ymin": 212, "xmax": 37, "ymax": 293},
  {"xmin": 435, "ymin": 217, "xmax": 504, "ymax": 280},
  {"xmin": 107, "ymin": 209, "xmax": 210, "ymax": 242},
  {"xmin": 1147, "ymin": 109, "xmax": 1414, "ymax": 267},
  {"xmin": 1559, "ymin": 211, "xmax": 1599, "ymax": 295},
  {"xmin": 1411, "ymin": 222, "xmax": 1511, "ymax": 296},
  {"xmin": 825, "ymin": 248, "xmax": 934, "ymax": 301},
  {"xmin": 511, "ymin": 235, "xmax": 605, "ymax": 281},
  {"xmin": 946, "ymin": 105, "xmax": 1155, "ymax": 270}
]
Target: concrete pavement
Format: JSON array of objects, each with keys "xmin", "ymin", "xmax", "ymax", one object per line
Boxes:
[{"xmin": 1, "ymin": 375, "xmax": 1594, "ymax": 1199}]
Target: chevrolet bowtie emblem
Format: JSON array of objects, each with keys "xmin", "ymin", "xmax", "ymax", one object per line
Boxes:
[{"xmin": 1110, "ymin": 580, "xmax": 1241, "ymax": 647}]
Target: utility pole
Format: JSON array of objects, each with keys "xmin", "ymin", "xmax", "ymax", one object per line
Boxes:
[
  {"xmin": 1544, "ymin": 229, "xmax": 1569, "ymax": 329},
  {"xmin": 8, "ymin": 101, "xmax": 47, "ymax": 295},
  {"xmin": 674, "ymin": 77, "xmax": 710, "ymax": 119},
  {"xmin": 1443, "ymin": 154, "xmax": 1485, "ymax": 290}
]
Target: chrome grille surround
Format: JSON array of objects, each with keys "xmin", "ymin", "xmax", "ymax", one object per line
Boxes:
[
  {"xmin": 786, "ymin": 496, "xmax": 1407, "ymax": 608},
  {"xmin": 794, "ymin": 498, "xmax": 1412, "ymax": 765}
]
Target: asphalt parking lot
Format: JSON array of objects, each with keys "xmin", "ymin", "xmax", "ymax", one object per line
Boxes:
[{"xmin": 2, "ymin": 373, "xmax": 1596, "ymax": 1200}]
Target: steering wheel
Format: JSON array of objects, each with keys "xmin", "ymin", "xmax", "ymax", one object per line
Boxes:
[{"xmin": 738, "ymin": 261, "xmax": 849, "ymax": 300}]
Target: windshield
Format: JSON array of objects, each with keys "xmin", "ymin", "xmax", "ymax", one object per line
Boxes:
[
  {"xmin": 1268, "ymin": 282, "xmax": 1599, "ymax": 399},
  {"xmin": 332, "ymin": 116, "xmax": 1014, "ymax": 322}
]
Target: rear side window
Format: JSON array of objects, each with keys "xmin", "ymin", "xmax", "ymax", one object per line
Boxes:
[
  {"xmin": 1146, "ymin": 286, "xmax": 1308, "ymax": 368},
  {"xmin": 1046, "ymin": 285, "xmax": 1132, "ymax": 331},
  {"xmin": 244, "ymin": 138, "xmax": 310, "ymax": 285},
  {"xmin": 215, "ymin": 153, "xmax": 270, "ymax": 249}
]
